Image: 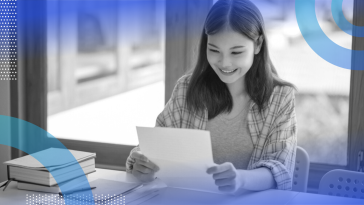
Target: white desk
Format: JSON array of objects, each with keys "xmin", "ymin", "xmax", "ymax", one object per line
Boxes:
[{"xmin": 1, "ymin": 168, "xmax": 363, "ymax": 205}]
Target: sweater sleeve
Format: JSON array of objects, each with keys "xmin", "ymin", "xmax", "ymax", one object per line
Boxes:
[{"xmin": 250, "ymin": 87, "xmax": 297, "ymax": 190}]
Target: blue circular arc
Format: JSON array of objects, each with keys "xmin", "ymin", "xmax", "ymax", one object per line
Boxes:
[
  {"xmin": 295, "ymin": 0, "xmax": 364, "ymax": 70},
  {"xmin": 0, "ymin": 115, "xmax": 95, "ymax": 205},
  {"xmin": 332, "ymin": 0, "xmax": 364, "ymax": 37}
]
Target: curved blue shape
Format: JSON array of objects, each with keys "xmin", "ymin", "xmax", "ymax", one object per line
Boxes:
[
  {"xmin": 296, "ymin": 0, "xmax": 364, "ymax": 70},
  {"xmin": 0, "ymin": 115, "xmax": 95, "ymax": 205},
  {"xmin": 332, "ymin": 0, "xmax": 364, "ymax": 37}
]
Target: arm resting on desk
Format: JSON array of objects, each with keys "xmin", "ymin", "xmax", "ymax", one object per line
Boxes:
[
  {"xmin": 249, "ymin": 87, "xmax": 297, "ymax": 190},
  {"xmin": 238, "ymin": 167, "xmax": 276, "ymax": 192}
]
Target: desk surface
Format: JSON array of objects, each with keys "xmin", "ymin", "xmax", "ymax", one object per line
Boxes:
[{"xmin": 1, "ymin": 168, "xmax": 363, "ymax": 205}]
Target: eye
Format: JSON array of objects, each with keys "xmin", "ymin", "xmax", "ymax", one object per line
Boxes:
[
  {"xmin": 232, "ymin": 52, "xmax": 243, "ymax": 55},
  {"xmin": 209, "ymin": 49, "xmax": 219, "ymax": 53}
]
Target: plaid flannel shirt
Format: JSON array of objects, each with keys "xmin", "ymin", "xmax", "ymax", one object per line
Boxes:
[{"xmin": 126, "ymin": 74, "xmax": 297, "ymax": 190}]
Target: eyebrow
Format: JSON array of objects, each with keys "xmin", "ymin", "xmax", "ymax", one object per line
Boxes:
[{"xmin": 208, "ymin": 43, "xmax": 245, "ymax": 49}]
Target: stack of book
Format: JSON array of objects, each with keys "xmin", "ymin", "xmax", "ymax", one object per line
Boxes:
[{"xmin": 3, "ymin": 148, "xmax": 96, "ymax": 193}]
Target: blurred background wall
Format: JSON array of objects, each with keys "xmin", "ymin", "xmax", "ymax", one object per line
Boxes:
[{"xmin": 0, "ymin": 81, "xmax": 11, "ymax": 182}]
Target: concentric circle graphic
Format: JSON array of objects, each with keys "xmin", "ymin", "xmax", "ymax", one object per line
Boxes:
[
  {"xmin": 296, "ymin": 0, "xmax": 364, "ymax": 70},
  {"xmin": 331, "ymin": 0, "xmax": 364, "ymax": 37}
]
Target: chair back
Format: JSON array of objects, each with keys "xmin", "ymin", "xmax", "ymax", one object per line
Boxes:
[
  {"xmin": 319, "ymin": 169, "xmax": 364, "ymax": 199},
  {"xmin": 292, "ymin": 146, "xmax": 310, "ymax": 192}
]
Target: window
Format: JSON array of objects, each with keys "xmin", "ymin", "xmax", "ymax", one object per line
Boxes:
[
  {"xmin": 46, "ymin": 0, "xmax": 165, "ymax": 145},
  {"xmin": 254, "ymin": 0, "xmax": 353, "ymax": 166}
]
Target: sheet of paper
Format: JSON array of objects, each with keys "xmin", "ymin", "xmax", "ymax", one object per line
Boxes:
[
  {"xmin": 137, "ymin": 126, "xmax": 219, "ymax": 194},
  {"xmin": 4, "ymin": 148, "xmax": 96, "ymax": 170}
]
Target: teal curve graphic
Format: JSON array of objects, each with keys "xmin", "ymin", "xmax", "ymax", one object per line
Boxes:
[
  {"xmin": 0, "ymin": 115, "xmax": 95, "ymax": 205},
  {"xmin": 332, "ymin": 0, "xmax": 364, "ymax": 37},
  {"xmin": 295, "ymin": 0, "xmax": 364, "ymax": 70}
]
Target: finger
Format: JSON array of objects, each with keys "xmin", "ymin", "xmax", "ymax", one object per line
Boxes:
[
  {"xmin": 131, "ymin": 151, "xmax": 149, "ymax": 162},
  {"xmin": 215, "ymin": 178, "xmax": 236, "ymax": 187},
  {"xmin": 218, "ymin": 185, "xmax": 235, "ymax": 193},
  {"xmin": 134, "ymin": 163, "xmax": 153, "ymax": 174},
  {"xmin": 207, "ymin": 163, "xmax": 234, "ymax": 174},
  {"xmin": 136, "ymin": 159, "xmax": 159, "ymax": 171},
  {"xmin": 132, "ymin": 170, "xmax": 154, "ymax": 183},
  {"xmin": 212, "ymin": 170, "xmax": 236, "ymax": 180}
]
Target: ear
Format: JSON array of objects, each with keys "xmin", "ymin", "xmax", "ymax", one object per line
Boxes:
[{"xmin": 254, "ymin": 35, "xmax": 264, "ymax": 55}]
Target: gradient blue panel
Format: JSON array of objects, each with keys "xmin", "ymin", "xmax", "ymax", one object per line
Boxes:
[
  {"xmin": 332, "ymin": 0, "xmax": 364, "ymax": 37},
  {"xmin": 0, "ymin": 115, "xmax": 95, "ymax": 205},
  {"xmin": 296, "ymin": 0, "xmax": 364, "ymax": 70},
  {"xmin": 8, "ymin": 0, "xmax": 364, "ymax": 204},
  {"xmin": 55, "ymin": 0, "xmax": 166, "ymax": 42},
  {"xmin": 288, "ymin": 191, "xmax": 364, "ymax": 204},
  {"xmin": 139, "ymin": 188, "xmax": 298, "ymax": 205}
]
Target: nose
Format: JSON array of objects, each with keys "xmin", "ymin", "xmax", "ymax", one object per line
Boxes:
[{"xmin": 219, "ymin": 55, "xmax": 232, "ymax": 68}]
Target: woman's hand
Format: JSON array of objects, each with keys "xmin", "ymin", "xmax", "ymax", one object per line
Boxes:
[
  {"xmin": 207, "ymin": 162, "xmax": 244, "ymax": 194},
  {"xmin": 131, "ymin": 151, "xmax": 159, "ymax": 183}
]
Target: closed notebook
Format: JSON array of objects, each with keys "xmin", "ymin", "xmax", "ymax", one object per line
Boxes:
[
  {"xmin": 4, "ymin": 148, "xmax": 96, "ymax": 171},
  {"xmin": 4, "ymin": 148, "xmax": 96, "ymax": 186},
  {"xmin": 9, "ymin": 159, "xmax": 95, "ymax": 186}
]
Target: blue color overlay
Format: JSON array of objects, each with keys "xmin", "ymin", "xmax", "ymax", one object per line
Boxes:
[{"xmin": 6, "ymin": 0, "xmax": 364, "ymax": 204}]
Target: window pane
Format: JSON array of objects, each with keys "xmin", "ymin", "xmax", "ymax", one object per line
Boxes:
[
  {"xmin": 47, "ymin": 0, "xmax": 165, "ymax": 145},
  {"xmin": 254, "ymin": 0, "xmax": 353, "ymax": 165},
  {"xmin": 128, "ymin": 1, "xmax": 163, "ymax": 70},
  {"xmin": 76, "ymin": 1, "xmax": 118, "ymax": 83},
  {"xmin": 124, "ymin": 0, "xmax": 165, "ymax": 89}
]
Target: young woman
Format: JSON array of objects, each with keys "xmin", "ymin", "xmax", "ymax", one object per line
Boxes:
[{"xmin": 126, "ymin": 0, "xmax": 297, "ymax": 194}]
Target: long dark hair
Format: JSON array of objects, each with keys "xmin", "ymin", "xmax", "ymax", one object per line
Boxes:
[{"xmin": 186, "ymin": 0, "xmax": 295, "ymax": 120}]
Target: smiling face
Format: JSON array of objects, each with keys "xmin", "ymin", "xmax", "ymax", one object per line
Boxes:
[{"xmin": 206, "ymin": 28, "xmax": 261, "ymax": 86}]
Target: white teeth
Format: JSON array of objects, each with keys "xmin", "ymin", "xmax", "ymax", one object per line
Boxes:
[{"xmin": 220, "ymin": 68, "xmax": 237, "ymax": 73}]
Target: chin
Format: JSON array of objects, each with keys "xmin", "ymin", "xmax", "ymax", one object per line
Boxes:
[{"xmin": 218, "ymin": 76, "xmax": 239, "ymax": 84}]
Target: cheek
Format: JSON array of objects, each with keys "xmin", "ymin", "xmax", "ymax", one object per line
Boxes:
[
  {"xmin": 206, "ymin": 53, "xmax": 218, "ymax": 66},
  {"xmin": 236, "ymin": 53, "xmax": 255, "ymax": 68}
]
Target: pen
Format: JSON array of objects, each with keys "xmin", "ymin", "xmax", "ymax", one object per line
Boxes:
[{"xmin": 59, "ymin": 186, "xmax": 96, "ymax": 196}]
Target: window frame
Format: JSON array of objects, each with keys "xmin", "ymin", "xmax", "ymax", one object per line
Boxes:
[
  {"xmin": 348, "ymin": 0, "xmax": 364, "ymax": 172},
  {"xmin": 12, "ymin": 0, "xmax": 48, "ymax": 158},
  {"xmin": 47, "ymin": 0, "xmax": 164, "ymax": 115},
  {"xmin": 12, "ymin": 0, "xmax": 364, "ymax": 193}
]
